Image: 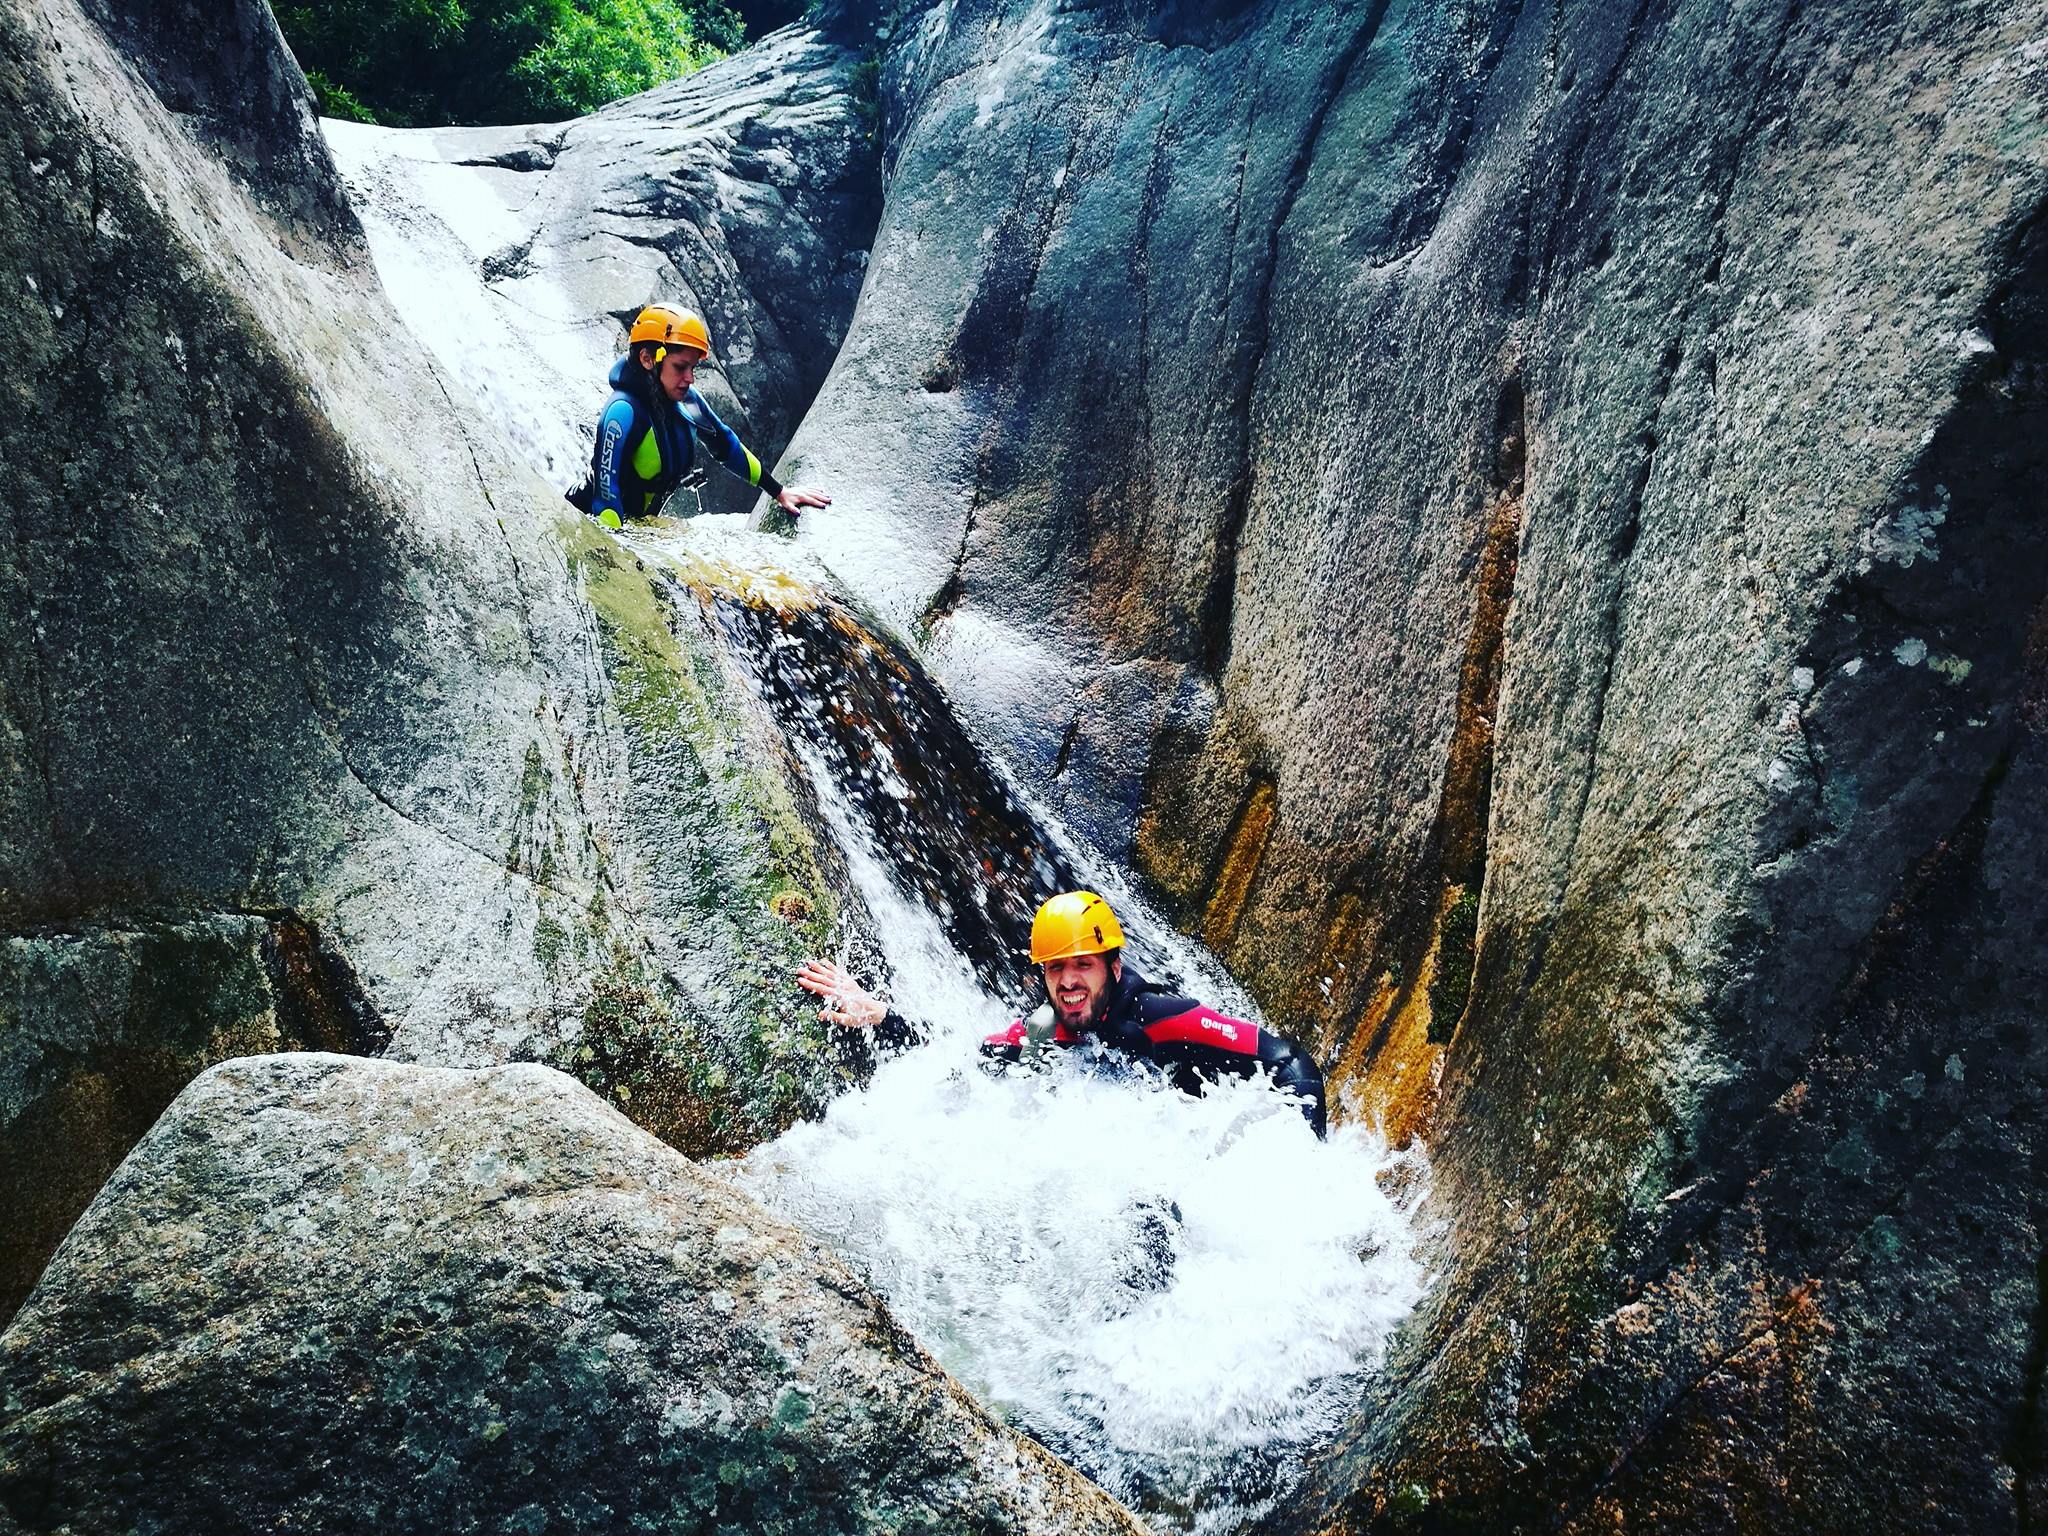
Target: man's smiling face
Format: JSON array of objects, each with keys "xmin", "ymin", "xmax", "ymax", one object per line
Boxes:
[{"xmin": 1044, "ymin": 952, "xmax": 1119, "ymax": 1030}]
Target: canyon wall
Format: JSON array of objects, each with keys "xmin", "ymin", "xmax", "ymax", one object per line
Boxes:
[
  {"xmin": 0, "ymin": 0, "xmax": 879, "ymax": 1321},
  {"xmin": 777, "ymin": 0, "xmax": 2048, "ymax": 1527}
]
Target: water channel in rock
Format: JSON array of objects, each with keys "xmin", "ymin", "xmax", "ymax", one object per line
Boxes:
[{"xmin": 631, "ymin": 521, "xmax": 1427, "ymax": 1534}]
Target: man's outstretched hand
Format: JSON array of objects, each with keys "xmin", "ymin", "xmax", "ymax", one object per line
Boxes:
[
  {"xmin": 796, "ymin": 958, "xmax": 888, "ymax": 1029},
  {"xmin": 776, "ymin": 486, "xmax": 832, "ymax": 518}
]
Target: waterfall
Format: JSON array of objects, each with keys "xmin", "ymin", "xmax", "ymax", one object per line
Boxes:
[
  {"xmin": 323, "ymin": 117, "xmax": 1425, "ymax": 1523},
  {"xmin": 637, "ymin": 521, "xmax": 1427, "ymax": 1534}
]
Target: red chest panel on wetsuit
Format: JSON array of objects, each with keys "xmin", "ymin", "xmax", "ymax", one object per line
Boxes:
[
  {"xmin": 980, "ymin": 1019, "xmax": 1085, "ymax": 1047},
  {"xmin": 1140, "ymin": 1005, "xmax": 1261, "ymax": 1056}
]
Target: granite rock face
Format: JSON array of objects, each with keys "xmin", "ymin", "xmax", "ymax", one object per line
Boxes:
[
  {"xmin": 0, "ymin": 916, "xmax": 382, "ymax": 1324},
  {"xmin": 6, "ymin": 0, "xmax": 2047, "ymax": 1527},
  {"xmin": 769, "ymin": 0, "xmax": 2048, "ymax": 1529},
  {"xmin": 0, "ymin": 1054, "xmax": 1145, "ymax": 1536},
  {"xmin": 0, "ymin": 0, "xmax": 871, "ymax": 1313}
]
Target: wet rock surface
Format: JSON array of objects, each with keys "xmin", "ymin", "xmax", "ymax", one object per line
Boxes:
[
  {"xmin": 0, "ymin": 0, "xmax": 868, "ymax": 1306},
  {"xmin": 3, "ymin": 0, "xmax": 2045, "ymax": 1527},
  {"xmin": 0, "ymin": 1054, "xmax": 1145, "ymax": 1536},
  {"xmin": 772, "ymin": 0, "xmax": 2048, "ymax": 1529}
]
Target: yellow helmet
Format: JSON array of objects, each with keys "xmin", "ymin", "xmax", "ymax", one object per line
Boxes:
[
  {"xmin": 1029, "ymin": 891, "xmax": 1125, "ymax": 964},
  {"xmin": 627, "ymin": 303, "xmax": 711, "ymax": 360}
]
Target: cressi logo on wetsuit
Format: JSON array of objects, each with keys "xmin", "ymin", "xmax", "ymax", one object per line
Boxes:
[
  {"xmin": 569, "ymin": 357, "xmax": 781, "ymax": 523},
  {"xmin": 977, "ymin": 965, "xmax": 1328, "ymax": 1137}
]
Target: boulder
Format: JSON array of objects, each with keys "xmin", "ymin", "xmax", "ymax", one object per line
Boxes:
[{"xmin": 0, "ymin": 1053, "xmax": 1143, "ymax": 1535}]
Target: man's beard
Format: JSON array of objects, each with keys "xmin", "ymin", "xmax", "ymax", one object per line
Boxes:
[{"xmin": 1052, "ymin": 987, "xmax": 1108, "ymax": 1031}]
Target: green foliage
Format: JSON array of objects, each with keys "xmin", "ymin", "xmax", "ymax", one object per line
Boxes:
[
  {"xmin": 277, "ymin": 0, "xmax": 743, "ymax": 128},
  {"xmin": 848, "ymin": 53, "xmax": 880, "ymax": 140},
  {"xmin": 302, "ymin": 69, "xmax": 380, "ymax": 124}
]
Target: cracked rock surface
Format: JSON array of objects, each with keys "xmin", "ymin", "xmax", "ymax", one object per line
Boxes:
[
  {"xmin": 0, "ymin": 1053, "xmax": 1145, "ymax": 1536},
  {"xmin": 774, "ymin": 0, "xmax": 2048, "ymax": 1529}
]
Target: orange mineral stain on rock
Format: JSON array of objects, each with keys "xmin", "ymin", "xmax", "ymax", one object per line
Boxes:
[
  {"xmin": 1201, "ymin": 778, "xmax": 1277, "ymax": 952},
  {"xmin": 1330, "ymin": 887, "xmax": 1469, "ymax": 1148}
]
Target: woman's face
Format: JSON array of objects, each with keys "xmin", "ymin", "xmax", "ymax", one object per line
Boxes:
[{"xmin": 649, "ymin": 347, "xmax": 701, "ymax": 402}]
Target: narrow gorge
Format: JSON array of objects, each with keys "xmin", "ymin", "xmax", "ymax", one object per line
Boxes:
[{"xmin": 2, "ymin": 0, "xmax": 2045, "ymax": 1531}]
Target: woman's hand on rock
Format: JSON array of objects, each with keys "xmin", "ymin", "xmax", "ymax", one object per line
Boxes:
[
  {"xmin": 797, "ymin": 958, "xmax": 887, "ymax": 1029},
  {"xmin": 776, "ymin": 486, "xmax": 832, "ymax": 517}
]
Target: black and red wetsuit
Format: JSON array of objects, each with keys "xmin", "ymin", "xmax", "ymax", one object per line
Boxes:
[{"xmin": 876, "ymin": 964, "xmax": 1327, "ymax": 1137}]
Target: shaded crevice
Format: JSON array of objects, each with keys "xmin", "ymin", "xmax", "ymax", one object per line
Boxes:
[
  {"xmin": 1198, "ymin": 0, "xmax": 1396, "ymax": 679},
  {"xmin": 1350, "ymin": 375, "xmax": 1529, "ymax": 1063},
  {"xmin": 1529, "ymin": 0, "xmax": 1664, "ymax": 308},
  {"xmin": 1698, "ymin": 0, "xmax": 1805, "ymax": 294},
  {"xmin": 1376, "ymin": 0, "xmax": 1539, "ymax": 268},
  {"xmin": 921, "ymin": 481, "xmax": 979, "ymax": 632},
  {"xmin": 932, "ymin": 62, "xmax": 1113, "ymax": 621},
  {"xmin": 453, "ymin": 136, "xmax": 564, "ymax": 173},
  {"xmin": 1205, "ymin": 68, "xmax": 1257, "ymax": 444},
  {"xmin": 260, "ymin": 914, "xmax": 392, "ymax": 1056},
  {"xmin": 1554, "ymin": 335, "xmax": 1680, "ymax": 882},
  {"xmin": 1, "ymin": 908, "xmax": 389, "ymax": 1326},
  {"xmin": 1126, "ymin": 96, "xmax": 1172, "ymax": 544},
  {"xmin": 1421, "ymin": 377, "xmax": 1528, "ymax": 1045},
  {"xmin": 1049, "ymin": 716, "xmax": 1081, "ymax": 780},
  {"xmin": 5, "ymin": 607, "xmax": 75, "ymax": 910}
]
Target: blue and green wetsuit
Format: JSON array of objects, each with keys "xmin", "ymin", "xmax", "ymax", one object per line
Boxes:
[{"xmin": 574, "ymin": 356, "xmax": 783, "ymax": 528}]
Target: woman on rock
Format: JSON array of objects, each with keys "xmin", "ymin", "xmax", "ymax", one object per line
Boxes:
[
  {"xmin": 798, "ymin": 890, "xmax": 1328, "ymax": 1137},
  {"xmin": 570, "ymin": 303, "xmax": 830, "ymax": 528}
]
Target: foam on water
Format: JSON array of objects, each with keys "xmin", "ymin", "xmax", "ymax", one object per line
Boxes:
[{"xmin": 735, "ymin": 1040, "xmax": 1424, "ymax": 1532}]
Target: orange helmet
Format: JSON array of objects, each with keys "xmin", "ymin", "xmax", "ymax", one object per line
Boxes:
[
  {"xmin": 627, "ymin": 303, "xmax": 711, "ymax": 361},
  {"xmin": 1028, "ymin": 891, "xmax": 1126, "ymax": 964}
]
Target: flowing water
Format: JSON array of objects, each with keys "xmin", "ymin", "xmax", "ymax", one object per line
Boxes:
[
  {"xmin": 632, "ymin": 523, "xmax": 1429, "ymax": 1534},
  {"xmin": 326, "ymin": 112, "xmax": 1430, "ymax": 1535}
]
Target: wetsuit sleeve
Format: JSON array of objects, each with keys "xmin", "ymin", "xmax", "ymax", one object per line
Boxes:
[
  {"xmin": 682, "ymin": 389, "xmax": 784, "ymax": 501},
  {"xmin": 1132, "ymin": 995, "xmax": 1327, "ymax": 1138},
  {"xmin": 1258, "ymin": 1033, "xmax": 1328, "ymax": 1139},
  {"xmin": 979, "ymin": 1019, "xmax": 1027, "ymax": 1065},
  {"xmin": 874, "ymin": 1010, "xmax": 923, "ymax": 1053},
  {"xmin": 591, "ymin": 397, "xmax": 638, "ymax": 528}
]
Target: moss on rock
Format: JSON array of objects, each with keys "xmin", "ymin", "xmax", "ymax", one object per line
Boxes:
[{"xmin": 557, "ymin": 521, "xmax": 858, "ymax": 1153}]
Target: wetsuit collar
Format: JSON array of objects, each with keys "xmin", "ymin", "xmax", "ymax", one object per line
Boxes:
[{"xmin": 609, "ymin": 353, "xmax": 662, "ymax": 409}]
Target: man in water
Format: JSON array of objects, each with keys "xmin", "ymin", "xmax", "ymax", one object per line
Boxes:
[
  {"xmin": 797, "ymin": 890, "xmax": 1328, "ymax": 1136},
  {"xmin": 569, "ymin": 303, "xmax": 831, "ymax": 529}
]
